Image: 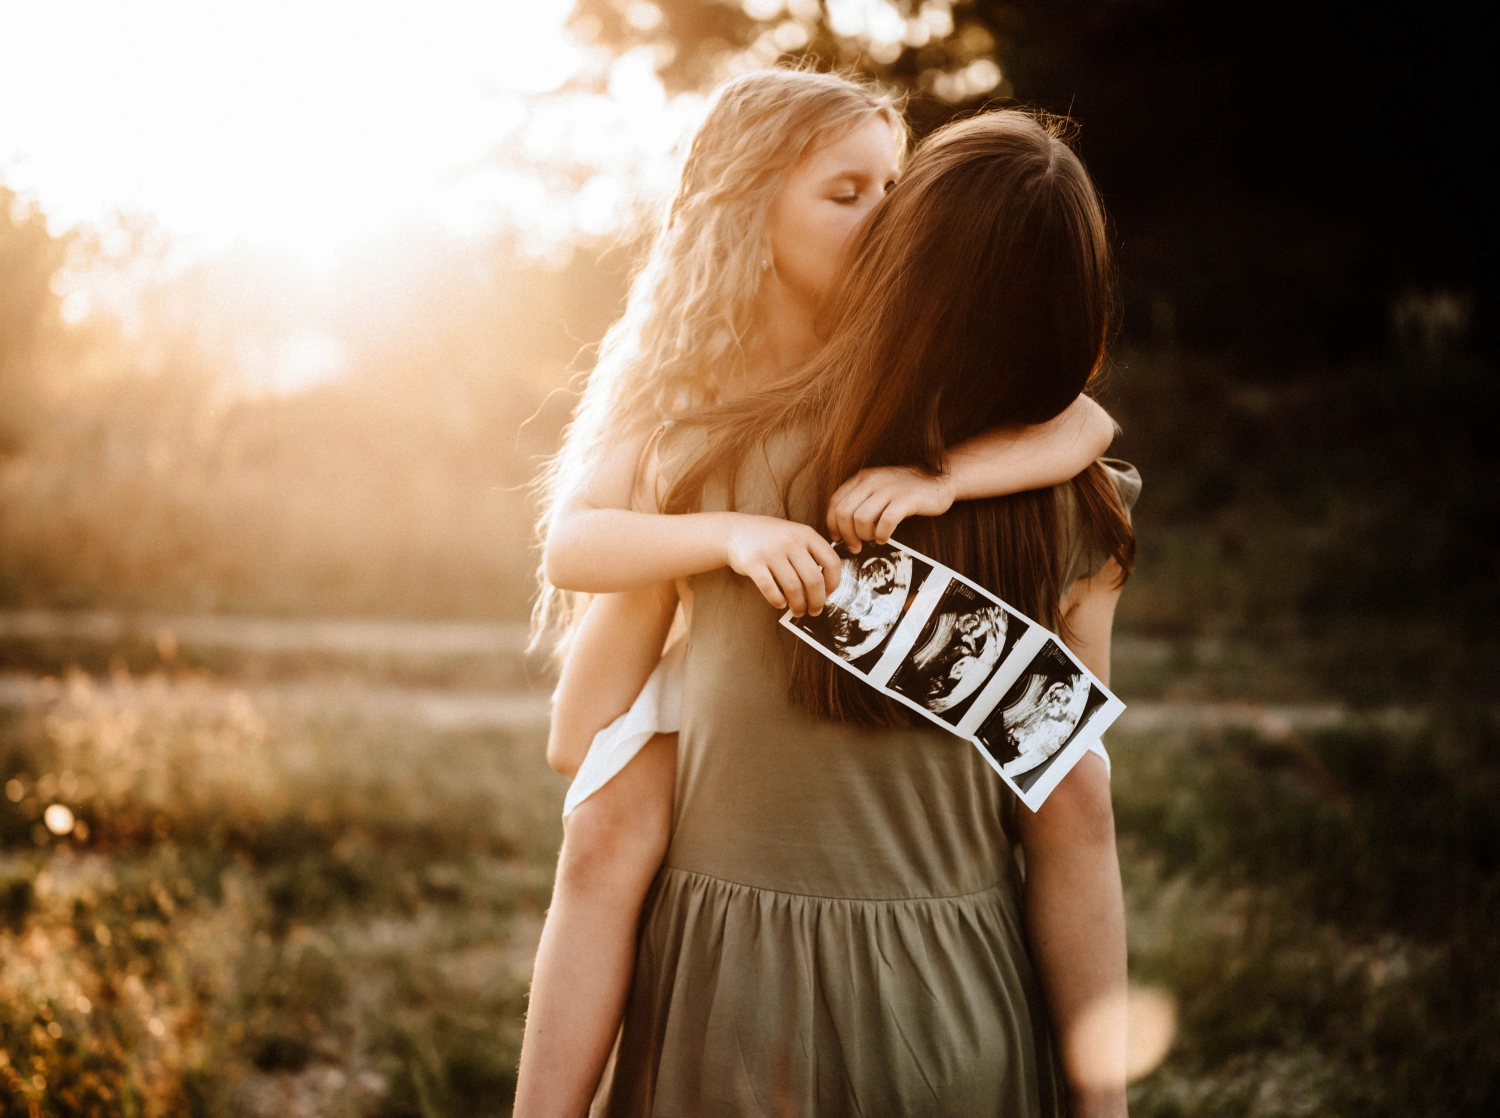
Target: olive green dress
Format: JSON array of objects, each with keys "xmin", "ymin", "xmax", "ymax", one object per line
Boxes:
[{"xmin": 597, "ymin": 444, "xmax": 1141, "ymax": 1117}]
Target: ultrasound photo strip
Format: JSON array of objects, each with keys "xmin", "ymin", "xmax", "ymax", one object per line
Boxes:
[{"xmin": 781, "ymin": 538, "xmax": 1125, "ymax": 812}]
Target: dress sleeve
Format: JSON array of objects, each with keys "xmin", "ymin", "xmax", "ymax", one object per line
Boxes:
[
  {"xmin": 1099, "ymin": 457, "xmax": 1142, "ymax": 516},
  {"xmin": 1058, "ymin": 458, "xmax": 1141, "ymax": 594}
]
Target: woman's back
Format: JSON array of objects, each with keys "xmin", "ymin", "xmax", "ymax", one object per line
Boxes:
[{"xmin": 598, "ymin": 435, "xmax": 1136, "ymax": 1116}]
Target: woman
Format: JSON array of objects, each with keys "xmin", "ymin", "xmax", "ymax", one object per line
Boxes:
[
  {"xmin": 516, "ymin": 70, "xmax": 1117, "ymax": 1116},
  {"xmin": 592, "ymin": 108, "xmax": 1137, "ymax": 1115}
]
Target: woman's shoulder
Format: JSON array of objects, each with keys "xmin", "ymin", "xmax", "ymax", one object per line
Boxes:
[
  {"xmin": 1099, "ymin": 457, "xmax": 1141, "ymax": 514},
  {"xmin": 1056, "ymin": 457, "xmax": 1140, "ymax": 590}
]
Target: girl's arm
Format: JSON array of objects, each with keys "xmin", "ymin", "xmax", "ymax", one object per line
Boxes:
[
  {"xmin": 547, "ymin": 584, "xmax": 679, "ymax": 778},
  {"xmin": 827, "ymin": 394, "xmax": 1117, "ymax": 548},
  {"xmin": 545, "ymin": 429, "xmax": 841, "ymax": 615},
  {"xmin": 1016, "ymin": 559, "xmax": 1129, "ymax": 1118}
]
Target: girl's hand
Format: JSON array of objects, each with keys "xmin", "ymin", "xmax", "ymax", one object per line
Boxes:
[
  {"xmin": 723, "ymin": 515, "xmax": 841, "ymax": 616},
  {"xmin": 826, "ymin": 466, "xmax": 954, "ymax": 552}
]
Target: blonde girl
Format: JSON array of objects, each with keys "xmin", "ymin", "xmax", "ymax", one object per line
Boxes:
[{"xmin": 515, "ymin": 69, "xmax": 1116, "ymax": 1115}]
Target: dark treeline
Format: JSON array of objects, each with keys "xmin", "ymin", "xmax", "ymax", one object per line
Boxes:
[
  {"xmin": 989, "ymin": 0, "xmax": 1495, "ymax": 362},
  {"xmin": 583, "ymin": 0, "xmax": 1498, "ymax": 690},
  {"xmin": 984, "ymin": 0, "xmax": 1499, "ymax": 686},
  {"xmin": 2, "ymin": 1, "xmax": 1493, "ymax": 683}
]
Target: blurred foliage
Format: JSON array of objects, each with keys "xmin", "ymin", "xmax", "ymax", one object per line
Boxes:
[
  {"xmin": 0, "ymin": 209, "xmax": 628, "ymax": 619},
  {"xmin": 1105, "ymin": 342, "xmax": 1500, "ymax": 699},
  {"xmin": 0, "ymin": 659, "xmax": 562, "ymax": 1117},
  {"xmin": 0, "ymin": 188, "xmax": 71, "ymax": 454},
  {"xmin": 2, "ymin": 646, "xmax": 1495, "ymax": 1112},
  {"xmin": 571, "ymin": 0, "xmax": 1009, "ymax": 110},
  {"xmin": 1112, "ymin": 710, "xmax": 1500, "ymax": 1115}
]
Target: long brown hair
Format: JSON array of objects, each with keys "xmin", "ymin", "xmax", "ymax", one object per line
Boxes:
[{"xmin": 663, "ymin": 109, "xmax": 1135, "ymax": 727}]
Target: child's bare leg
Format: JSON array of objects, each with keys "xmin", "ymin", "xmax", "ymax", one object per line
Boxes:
[{"xmin": 514, "ymin": 731, "xmax": 677, "ymax": 1118}]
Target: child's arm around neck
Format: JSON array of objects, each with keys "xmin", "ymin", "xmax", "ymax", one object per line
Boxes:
[
  {"xmin": 827, "ymin": 395, "xmax": 1116, "ymax": 547},
  {"xmin": 544, "ymin": 430, "xmax": 732, "ymax": 591},
  {"xmin": 544, "ymin": 428, "xmax": 841, "ymax": 617},
  {"xmin": 948, "ymin": 394, "xmax": 1117, "ymax": 502}
]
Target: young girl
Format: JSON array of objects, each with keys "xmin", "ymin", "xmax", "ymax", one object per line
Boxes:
[{"xmin": 515, "ymin": 70, "xmax": 1116, "ymax": 1116}]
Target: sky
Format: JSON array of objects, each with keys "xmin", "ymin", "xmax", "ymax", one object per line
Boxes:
[{"xmin": 0, "ymin": 0, "xmax": 701, "ymax": 267}]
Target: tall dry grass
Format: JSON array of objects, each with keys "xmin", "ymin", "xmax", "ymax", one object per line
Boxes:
[
  {"xmin": 1, "ymin": 665, "xmax": 563, "ymax": 1116},
  {"xmin": 0, "ymin": 371, "xmax": 538, "ymax": 619}
]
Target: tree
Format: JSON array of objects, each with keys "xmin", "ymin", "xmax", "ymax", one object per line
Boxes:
[
  {"xmin": 0, "ymin": 186, "xmax": 70, "ymax": 452},
  {"xmin": 568, "ymin": 0, "xmax": 1496, "ymax": 360},
  {"xmin": 569, "ymin": 0, "xmax": 1006, "ymax": 122}
]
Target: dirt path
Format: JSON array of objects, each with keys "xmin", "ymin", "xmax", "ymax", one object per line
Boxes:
[
  {"xmin": 0, "ymin": 669, "xmax": 1377, "ymax": 739},
  {"xmin": 0, "ymin": 611, "xmax": 1393, "ymax": 737},
  {"xmin": 0, "ymin": 609, "xmax": 533, "ymax": 657}
]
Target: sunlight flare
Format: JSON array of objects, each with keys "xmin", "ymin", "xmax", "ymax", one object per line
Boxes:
[{"xmin": 0, "ymin": 0, "xmax": 693, "ymax": 265}]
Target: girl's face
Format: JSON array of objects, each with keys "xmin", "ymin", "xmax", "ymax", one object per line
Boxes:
[{"xmin": 767, "ymin": 115, "xmax": 902, "ymax": 309}]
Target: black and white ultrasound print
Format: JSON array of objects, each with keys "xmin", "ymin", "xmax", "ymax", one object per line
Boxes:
[
  {"xmin": 785, "ymin": 540, "xmax": 934, "ymax": 674},
  {"xmin": 885, "ymin": 580, "xmax": 1024, "ymax": 724},
  {"xmin": 975, "ymin": 639, "xmax": 1108, "ymax": 787},
  {"xmin": 780, "ymin": 538, "xmax": 1123, "ymax": 811}
]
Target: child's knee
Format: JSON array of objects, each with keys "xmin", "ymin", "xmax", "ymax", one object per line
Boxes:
[
  {"xmin": 559, "ymin": 793, "xmax": 669, "ymax": 896},
  {"xmin": 556, "ymin": 732, "xmax": 675, "ymax": 892}
]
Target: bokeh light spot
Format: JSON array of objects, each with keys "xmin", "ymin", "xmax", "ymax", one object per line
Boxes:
[
  {"xmin": 43, "ymin": 802, "xmax": 75, "ymax": 835},
  {"xmin": 1126, "ymin": 983, "xmax": 1178, "ymax": 1082}
]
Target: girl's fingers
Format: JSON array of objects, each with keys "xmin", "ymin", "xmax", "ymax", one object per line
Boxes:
[
  {"xmin": 789, "ymin": 550, "xmax": 828, "ymax": 615},
  {"xmin": 770, "ymin": 557, "xmax": 808, "ymax": 616},
  {"xmin": 852, "ymin": 494, "xmax": 890, "ymax": 541},
  {"xmin": 829, "ymin": 474, "xmax": 870, "ymax": 511},
  {"xmin": 839, "ymin": 509, "xmax": 863, "ymax": 552},
  {"xmin": 748, "ymin": 567, "xmax": 788, "ymax": 610},
  {"xmin": 829, "ymin": 505, "xmax": 857, "ymax": 549},
  {"xmin": 874, "ymin": 500, "xmax": 907, "ymax": 543},
  {"xmin": 825, "ymin": 484, "xmax": 855, "ymax": 537},
  {"xmin": 829, "ymin": 478, "xmax": 878, "ymax": 549},
  {"xmin": 809, "ymin": 538, "xmax": 843, "ymax": 592},
  {"xmin": 825, "ymin": 484, "xmax": 851, "ymax": 539},
  {"xmin": 831, "ymin": 493, "xmax": 870, "ymax": 553}
]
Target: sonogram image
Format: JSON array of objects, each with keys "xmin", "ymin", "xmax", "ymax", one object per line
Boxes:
[
  {"xmin": 976, "ymin": 639, "xmax": 1106, "ymax": 784},
  {"xmin": 887, "ymin": 580, "xmax": 1021, "ymax": 722},
  {"xmin": 788, "ymin": 541, "xmax": 934, "ymax": 672}
]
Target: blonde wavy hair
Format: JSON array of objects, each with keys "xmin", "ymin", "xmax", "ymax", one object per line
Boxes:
[{"xmin": 532, "ymin": 67, "xmax": 905, "ymax": 644}]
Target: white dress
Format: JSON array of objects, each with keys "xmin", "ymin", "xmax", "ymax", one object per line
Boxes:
[{"xmin": 563, "ymin": 639, "xmax": 687, "ymax": 817}]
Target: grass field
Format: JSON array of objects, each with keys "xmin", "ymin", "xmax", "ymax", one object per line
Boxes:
[{"xmin": 1, "ymin": 617, "xmax": 1496, "ymax": 1116}]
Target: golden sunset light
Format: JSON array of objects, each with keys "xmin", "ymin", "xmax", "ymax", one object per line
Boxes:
[
  {"xmin": 0, "ymin": 2, "xmax": 1490, "ymax": 1112},
  {"xmin": 0, "ymin": 0, "xmax": 700, "ymax": 265}
]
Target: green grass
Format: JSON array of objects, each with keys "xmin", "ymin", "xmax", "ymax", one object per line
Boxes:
[
  {"xmin": 2, "ymin": 654, "xmax": 1497, "ymax": 1115},
  {"xmin": 0, "ymin": 669, "xmax": 564, "ymax": 1116},
  {"xmin": 1113, "ymin": 710, "xmax": 1500, "ymax": 1116}
]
